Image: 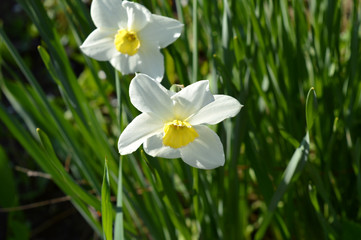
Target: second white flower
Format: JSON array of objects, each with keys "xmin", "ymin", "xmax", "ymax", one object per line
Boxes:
[
  {"xmin": 80, "ymin": 0, "xmax": 183, "ymax": 81},
  {"xmin": 118, "ymin": 74, "xmax": 243, "ymax": 169}
]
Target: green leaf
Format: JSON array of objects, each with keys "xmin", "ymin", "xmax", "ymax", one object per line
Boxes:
[
  {"xmin": 8, "ymin": 219, "xmax": 31, "ymax": 240},
  {"xmin": 306, "ymin": 87, "xmax": 318, "ymax": 131},
  {"xmin": 192, "ymin": 0, "xmax": 198, "ymax": 83},
  {"xmin": 272, "ymin": 132, "xmax": 309, "ymax": 208},
  {"xmin": 354, "ymin": 138, "xmax": 361, "ymax": 204},
  {"xmin": 114, "ymin": 156, "xmax": 124, "ymax": 240},
  {"xmin": 0, "ymin": 147, "xmax": 30, "ymax": 240},
  {"xmin": 255, "ymin": 132, "xmax": 310, "ymax": 240},
  {"xmin": 102, "ymin": 159, "xmax": 113, "ymax": 240},
  {"xmin": 0, "ymin": 26, "xmax": 102, "ymax": 194},
  {"xmin": 36, "ymin": 128, "xmax": 101, "ymax": 209},
  {"xmin": 341, "ymin": 219, "xmax": 361, "ymax": 240},
  {"xmin": 0, "ymin": 146, "xmax": 17, "ymax": 208},
  {"xmin": 0, "ymin": 105, "xmax": 102, "ymax": 234}
]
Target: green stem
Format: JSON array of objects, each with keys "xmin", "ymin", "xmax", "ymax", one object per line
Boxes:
[
  {"xmin": 114, "ymin": 156, "xmax": 124, "ymax": 240},
  {"xmin": 114, "ymin": 70, "xmax": 124, "ymax": 240},
  {"xmin": 115, "ymin": 70, "xmax": 122, "ymax": 128},
  {"xmin": 192, "ymin": 0, "xmax": 198, "ymax": 83},
  {"xmin": 192, "ymin": 167, "xmax": 201, "ymax": 232}
]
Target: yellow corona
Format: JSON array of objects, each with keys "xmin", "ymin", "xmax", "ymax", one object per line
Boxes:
[
  {"xmin": 163, "ymin": 120, "xmax": 199, "ymax": 149},
  {"xmin": 114, "ymin": 29, "xmax": 140, "ymax": 56}
]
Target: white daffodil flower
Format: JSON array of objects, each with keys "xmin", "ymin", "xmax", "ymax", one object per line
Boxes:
[
  {"xmin": 118, "ymin": 74, "xmax": 243, "ymax": 169},
  {"xmin": 80, "ymin": 0, "xmax": 183, "ymax": 81}
]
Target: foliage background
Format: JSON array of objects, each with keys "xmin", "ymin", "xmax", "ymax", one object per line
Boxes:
[{"xmin": 1, "ymin": 0, "xmax": 361, "ymax": 239}]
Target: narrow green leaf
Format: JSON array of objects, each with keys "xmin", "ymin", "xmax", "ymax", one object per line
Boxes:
[
  {"xmin": 221, "ymin": 0, "xmax": 234, "ymax": 94},
  {"xmin": 0, "ymin": 106, "xmax": 102, "ymax": 234},
  {"xmin": 0, "ymin": 27, "xmax": 101, "ymax": 193},
  {"xmin": 140, "ymin": 151, "xmax": 191, "ymax": 239},
  {"xmin": 306, "ymin": 163, "xmax": 338, "ymax": 239},
  {"xmin": 102, "ymin": 159, "xmax": 113, "ymax": 240},
  {"xmin": 306, "ymin": 87, "xmax": 318, "ymax": 131},
  {"xmin": 192, "ymin": 0, "xmax": 198, "ymax": 83},
  {"xmin": 114, "ymin": 72, "xmax": 124, "ymax": 240},
  {"xmin": 114, "ymin": 157, "xmax": 124, "ymax": 240},
  {"xmin": 192, "ymin": 168, "xmax": 202, "ymax": 222},
  {"xmin": 37, "ymin": 46, "xmax": 62, "ymax": 87},
  {"xmin": 279, "ymin": 129, "xmax": 300, "ymax": 148},
  {"xmin": 341, "ymin": 219, "xmax": 361, "ymax": 240},
  {"xmin": 36, "ymin": 128, "xmax": 101, "ymax": 209},
  {"xmin": 0, "ymin": 146, "xmax": 17, "ymax": 207},
  {"xmin": 255, "ymin": 132, "xmax": 310, "ymax": 239},
  {"xmin": 270, "ymin": 133, "xmax": 309, "ymax": 211},
  {"xmin": 354, "ymin": 138, "xmax": 361, "ymax": 204}
]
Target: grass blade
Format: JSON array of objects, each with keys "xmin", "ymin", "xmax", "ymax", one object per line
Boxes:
[
  {"xmin": 102, "ymin": 159, "xmax": 113, "ymax": 240},
  {"xmin": 192, "ymin": 0, "xmax": 198, "ymax": 83},
  {"xmin": 306, "ymin": 87, "xmax": 318, "ymax": 131},
  {"xmin": 114, "ymin": 157, "xmax": 124, "ymax": 240},
  {"xmin": 255, "ymin": 132, "xmax": 310, "ymax": 239}
]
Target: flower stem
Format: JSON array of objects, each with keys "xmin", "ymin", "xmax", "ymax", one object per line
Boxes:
[
  {"xmin": 115, "ymin": 70, "xmax": 122, "ymax": 128},
  {"xmin": 192, "ymin": 0, "xmax": 198, "ymax": 83},
  {"xmin": 192, "ymin": 167, "xmax": 201, "ymax": 232},
  {"xmin": 114, "ymin": 70, "xmax": 124, "ymax": 240},
  {"xmin": 114, "ymin": 156, "xmax": 124, "ymax": 240}
]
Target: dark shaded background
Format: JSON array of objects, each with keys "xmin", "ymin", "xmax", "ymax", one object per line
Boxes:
[{"xmin": 0, "ymin": 1, "xmax": 95, "ymax": 239}]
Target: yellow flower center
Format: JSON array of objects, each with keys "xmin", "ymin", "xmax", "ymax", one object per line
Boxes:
[
  {"xmin": 114, "ymin": 29, "xmax": 140, "ymax": 56},
  {"xmin": 163, "ymin": 120, "xmax": 199, "ymax": 149}
]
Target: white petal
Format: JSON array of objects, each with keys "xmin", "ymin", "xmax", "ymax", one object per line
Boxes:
[
  {"xmin": 80, "ymin": 29, "xmax": 119, "ymax": 61},
  {"xmin": 144, "ymin": 133, "xmax": 181, "ymax": 158},
  {"xmin": 180, "ymin": 125, "xmax": 225, "ymax": 169},
  {"xmin": 123, "ymin": 1, "xmax": 151, "ymax": 32},
  {"xmin": 109, "ymin": 42, "xmax": 163, "ymax": 80},
  {"xmin": 188, "ymin": 95, "xmax": 243, "ymax": 125},
  {"xmin": 118, "ymin": 113, "xmax": 163, "ymax": 155},
  {"xmin": 110, "ymin": 54, "xmax": 139, "ymax": 75},
  {"xmin": 129, "ymin": 74, "xmax": 173, "ymax": 119},
  {"xmin": 135, "ymin": 43, "xmax": 164, "ymax": 82},
  {"xmin": 139, "ymin": 14, "xmax": 183, "ymax": 48},
  {"xmin": 171, "ymin": 80, "xmax": 214, "ymax": 120},
  {"xmin": 91, "ymin": 0, "xmax": 126, "ymax": 29}
]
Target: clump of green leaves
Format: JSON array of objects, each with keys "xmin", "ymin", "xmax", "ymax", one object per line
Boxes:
[{"xmin": 1, "ymin": 0, "xmax": 361, "ymax": 239}]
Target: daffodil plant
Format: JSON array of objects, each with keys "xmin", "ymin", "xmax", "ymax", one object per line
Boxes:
[
  {"xmin": 80, "ymin": 0, "xmax": 183, "ymax": 81},
  {"xmin": 118, "ymin": 74, "xmax": 243, "ymax": 169}
]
